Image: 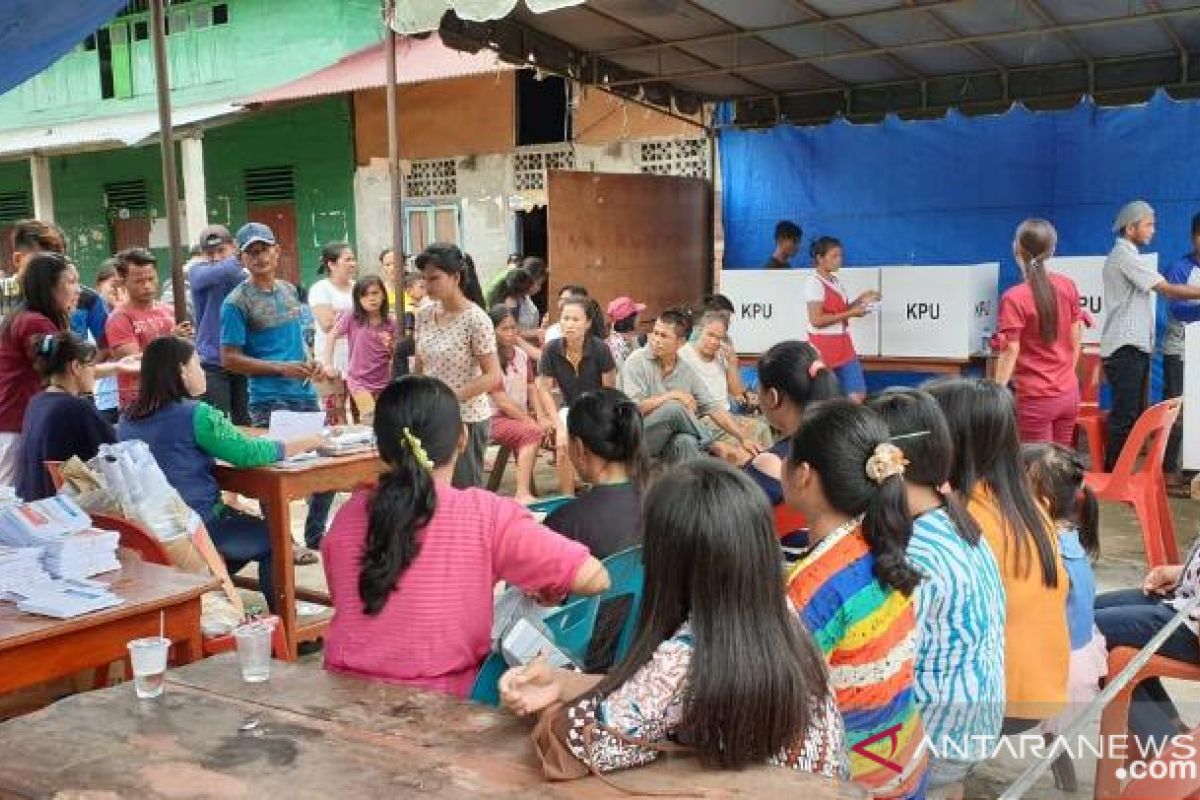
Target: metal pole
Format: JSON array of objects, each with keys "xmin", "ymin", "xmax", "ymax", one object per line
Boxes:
[
  {"xmin": 150, "ymin": 0, "xmax": 186, "ymax": 322},
  {"xmin": 386, "ymin": 24, "xmax": 406, "ymax": 326}
]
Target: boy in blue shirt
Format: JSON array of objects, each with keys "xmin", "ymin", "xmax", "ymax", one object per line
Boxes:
[{"xmin": 1160, "ymin": 212, "xmax": 1200, "ymax": 487}]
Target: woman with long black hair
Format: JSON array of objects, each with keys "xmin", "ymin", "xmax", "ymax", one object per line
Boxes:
[
  {"xmin": 867, "ymin": 388, "xmax": 1005, "ymax": 793},
  {"xmin": 500, "ymin": 459, "xmax": 844, "ymax": 780},
  {"xmin": 322, "ymin": 375, "xmax": 608, "ymax": 696},
  {"xmin": 783, "ymin": 400, "xmax": 927, "ymax": 798},
  {"xmin": 927, "ymin": 377, "xmax": 1069, "ymax": 731},
  {"xmin": 992, "ymin": 219, "xmax": 1087, "ymax": 445}
]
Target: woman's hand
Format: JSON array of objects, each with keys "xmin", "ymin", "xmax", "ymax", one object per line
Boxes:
[
  {"xmin": 537, "ymin": 415, "xmax": 556, "ymax": 436},
  {"xmin": 499, "ymin": 657, "xmax": 563, "ymax": 716},
  {"xmin": 1143, "ymin": 565, "xmax": 1184, "ymax": 596}
]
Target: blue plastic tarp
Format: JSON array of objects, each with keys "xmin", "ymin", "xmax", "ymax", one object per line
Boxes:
[{"xmin": 0, "ymin": 0, "xmax": 127, "ymax": 97}]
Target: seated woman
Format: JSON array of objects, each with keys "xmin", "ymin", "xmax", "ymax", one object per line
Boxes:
[
  {"xmin": 489, "ymin": 305, "xmax": 555, "ymax": 505},
  {"xmin": 499, "ymin": 460, "xmax": 845, "ymax": 780},
  {"xmin": 679, "ymin": 311, "xmax": 772, "ymax": 453},
  {"xmin": 17, "ymin": 332, "xmax": 116, "ymax": 500},
  {"xmin": 119, "ymin": 337, "xmax": 325, "ymax": 613},
  {"xmin": 783, "ymin": 400, "xmax": 928, "ymax": 798},
  {"xmin": 321, "ymin": 375, "xmax": 609, "ymax": 697},
  {"xmin": 544, "ymin": 388, "xmax": 648, "ymax": 559},
  {"xmin": 743, "ymin": 340, "xmax": 841, "ymax": 542}
]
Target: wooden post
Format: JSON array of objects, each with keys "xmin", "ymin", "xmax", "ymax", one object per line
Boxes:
[
  {"xmin": 386, "ymin": 26, "xmax": 406, "ymax": 326},
  {"xmin": 150, "ymin": 0, "xmax": 186, "ymax": 322}
]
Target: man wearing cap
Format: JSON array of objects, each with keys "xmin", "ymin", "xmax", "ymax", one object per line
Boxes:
[
  {"xmin": 221, "ymin": 222, "xmax": 332, "ymax": 560},
  {"xmin": 605, "ymin": 295, "xmax": 645, "ymax": 369},
  {"xmin": 191, "ymin": 224, "xmax": 249, "ymax": 424},
  {"xmin": 1101, "ymin": 200, "xmax": 1200, "ymax": 469}
]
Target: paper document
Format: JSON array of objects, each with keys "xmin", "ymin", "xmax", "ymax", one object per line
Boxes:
[{"xmin": 268, "ymin": 411, "xmax": 326, "ymax": 441}]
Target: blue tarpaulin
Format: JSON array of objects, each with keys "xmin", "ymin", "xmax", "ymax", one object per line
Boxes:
[
  {"xmin": 720, "ymin": 90, "xmax": 1200, "ymax": 396},
  {"xmin": 0, "ymin": 0, "xmax": 127, "ymax": 96}
]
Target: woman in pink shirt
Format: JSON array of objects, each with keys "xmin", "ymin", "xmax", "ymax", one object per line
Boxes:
[
  {"xmin": 321, "ymin": 374, "xmax": 609, "ymax": 697},
  {"xmin": 993, "ymin": 219, "xmax": 1088, "ymax": 446}
]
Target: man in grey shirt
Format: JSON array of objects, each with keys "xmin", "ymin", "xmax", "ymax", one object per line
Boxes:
[
  {"xmin": 1101, "ymin": 200, "xmax": 1200, "ymax": 470},
  {"xmin": 619, "ymin": 307, "xmax": 763, "ymax": 464}
]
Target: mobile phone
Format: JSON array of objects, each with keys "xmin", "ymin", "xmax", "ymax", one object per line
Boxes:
[{"xmin": 501, "ymin": 617, "xmax": 580, "ymax": 671}]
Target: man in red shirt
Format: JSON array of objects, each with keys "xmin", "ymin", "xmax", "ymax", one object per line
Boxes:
[{"xmin": 105, "ymin": 248, "xmax": 192, "ymax": 410}]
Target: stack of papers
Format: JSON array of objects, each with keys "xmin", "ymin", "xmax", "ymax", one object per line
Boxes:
[
  {"xmin": 13, "ymin": 578, "xmax": 124, "ymax": 619},
  {"xmin": 318, "ymin": 428, "xmax": 374, "ymax": 456},
  {"xmin": 0, "ymin": 545, "xmax": 51, "ymax": 599},
  {"xmin": 40, "ymin": 528, "xmax": 121, "ymax": 580},
  {"xmin": 0, "ymin": 495, "xmax": 91, "ymax": 544}
]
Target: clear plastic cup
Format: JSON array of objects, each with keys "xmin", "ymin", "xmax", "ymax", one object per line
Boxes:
[
  {"xmin": 127, "ymin": 636, "xmax": 170, "ymax": 699},
  {"xmin": 234, "ymin": 621, "xmax": 274, "ymax": 683}
]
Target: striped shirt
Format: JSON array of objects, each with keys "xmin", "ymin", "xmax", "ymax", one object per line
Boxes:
[
  {"xmin": 788, "ymin": 523, "xmax": 928, "ymax": 798},
  {"xmin": 907, "ymin": 508, "xmax": 1006, "ymax": 763}
]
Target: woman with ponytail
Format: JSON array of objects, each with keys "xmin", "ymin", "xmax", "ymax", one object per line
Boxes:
[
  {"xmin": 783, "ymin": 400, "xmax": 927, "ymax": 798},
  {"xmin": 321, "ymin": 375, "xmax": 608, "ymax": 696},
  {"xmin": 544, "ymin": 388, "xmax": 649, "ymax": 558},
  {"xmin": 993, "ymin": 219, "xmax": 1089, "ymax": 445},
  {"xmin": 17, "ymin": 332, "xmax": 115, "ymax": 500},
  {"xmin": 868, "ymin": 388, "xmax": 1005, "ymax": 792}
]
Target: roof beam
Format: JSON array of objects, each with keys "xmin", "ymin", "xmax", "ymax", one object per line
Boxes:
[
  {"xmin": 787, "ymin": 0, "xmax": 925, "ymax": 80},
  {"xmin": 907, "ymin": 0, "xmax": 1009, "ymax": 73},
  {"xmin": 605, "ymin": 4, "xmax": 1200, "ymax": 88},
  {"xmin": 597, "ymin": 0, "xmax": 972, "ymax": 58},
  {"xmin": 1143, "ymin": 0, "xmax": 1189, "ymax": 72},
  {"xmin": 1020, "ymin": 0, "xmax": 1094, "ymax": 73}
]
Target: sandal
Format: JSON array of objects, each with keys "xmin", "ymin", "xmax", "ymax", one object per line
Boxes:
[{"xmin": 293, "ymin": 546, "xmax": 319, "ymax": 566}]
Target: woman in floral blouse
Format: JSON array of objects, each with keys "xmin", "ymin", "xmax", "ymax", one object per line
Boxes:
[{"xmin": 499, "ymin": 460, "xmax": 845, "ymax": 779}]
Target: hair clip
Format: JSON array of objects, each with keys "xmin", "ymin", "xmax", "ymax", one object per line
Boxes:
[
  {"xmin": 889, "ymin": 430, "xmax": 931, "ymax": 442},
  {"xmin": 808, "ymin": 360, "xmax": 826, "ymax": 379},
  {"xmin": 37, "ymin": 335, "xmax": 55, "ymax": 356},
  {"xmin": 401, "ymin": 427, "xmax": 433, "ymax": 471},
  {"xmin": 865, "ymin": 442, "xmax": 908, "ymax": 485}
]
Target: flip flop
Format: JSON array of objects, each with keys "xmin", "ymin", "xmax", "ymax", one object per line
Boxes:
[{"xmin": 293, "ymin": 546, "xmax": 319, "ymax": 566}]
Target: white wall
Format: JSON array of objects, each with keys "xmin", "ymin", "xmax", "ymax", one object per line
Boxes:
[{"xmin": 353, "ymin": 159, "xmax": 391, "ymax": 276}]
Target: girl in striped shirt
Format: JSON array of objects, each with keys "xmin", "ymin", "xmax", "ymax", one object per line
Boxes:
[
  {"xmin": 870, "ymin": 388, "xmax": 1006, "ymax": 793},
  {"xmin": 783, "ymin": 400, "xmax": 928, "ymax": 798}
]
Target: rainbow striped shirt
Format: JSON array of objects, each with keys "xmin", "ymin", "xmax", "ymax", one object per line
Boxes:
[{"xmin": 788, "ymin": 523, "xmax": 928, "ymax": 799}]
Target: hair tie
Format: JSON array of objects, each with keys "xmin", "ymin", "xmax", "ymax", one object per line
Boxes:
[
  {"xmin": 401, "ymin": 427, "xmax": 433, "ymax": 471},
  {"xmin": 808, "ymin": 360, "xmax": 826, "ymax": 379},
  {"xmin": 865, "ymin": 442, "xmax": 908, "ymax": 485}
]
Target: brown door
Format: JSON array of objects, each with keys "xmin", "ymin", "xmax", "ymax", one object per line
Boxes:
[
  {"xmin": 111, "ymin": 217, "xmax": 151, "ymax": 252},
  {"xmin": 547, "ymin": 171, "xmax": 711, "ymax": 325},
  {"xmin": 247, "ymin": 203, "xmax": 299, "ymax": 286}
]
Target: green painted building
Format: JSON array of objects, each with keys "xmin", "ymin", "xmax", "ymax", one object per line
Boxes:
[{"xmin": 0, "ymin": 0, "xmax": 381, "ymax": 285}]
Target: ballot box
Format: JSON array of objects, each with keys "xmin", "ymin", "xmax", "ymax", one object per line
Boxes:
[
  {"xmin": 878, "ymin": 263, "xmax": 999, "ymax": 359},
  {"xmin": 1048, "ymin": 253, "xmax": 1158, "ymax": 346}
]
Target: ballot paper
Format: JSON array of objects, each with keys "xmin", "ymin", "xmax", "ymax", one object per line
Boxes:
[
  {"xmin": 0, "ymin": 546, "xmax": 52, "ymax": 600},
  {"xmin": 14, "ymin": 579, "xmax": 124, "ymax": 619},
  {"xmin": 268, "ymin": 410, "xmax": 326, "ymax": 441}
]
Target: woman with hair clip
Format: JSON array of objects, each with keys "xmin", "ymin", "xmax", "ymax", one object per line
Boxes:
[
  {"xmin": 414, "ymin": 243, "xmax": 502, "ymax": 488},
  {"xmin": 499, "ymin": 460, "xmax": 846, "ymax": 781},
  {"xmin": 544, "ymin": 388, "xmax": 649, "ymax": 558},
  {"xmin": 744, "ymin": 340, "xmax": 842, "ymax": 541},
  {"xmin": 804, "ymin": 237, "xmax": 878, "ymax": 402},
  {"xmin": 119, "ymin": 337, "xmax": 327, "ymax": 613},
  {"xmin": 17, "ymin": 332, "xmax": 115, "ymax": 500},
  {"xmin": 783, "ymin": 400, "xmax": 928, "ymax": 798},
  {"xmin": 926, "ymin": 377, "xmax": 1068, "ymax": 731},
  {"xmin": 321, "ymin": 375, "xmax": 608, "ymax": 696},
  {"xmin": 868, "ymin": 388, "xmax": 1005, "ymax": 795},
  {"xmin": 310, "ymin": 242, "xmax": 358, "ymax": 424},
  {"xmin": 993, "ymin": 219, "xmax": 1088, "ymax": 445}
]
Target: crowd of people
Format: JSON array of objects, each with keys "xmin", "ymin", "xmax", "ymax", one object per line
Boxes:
[{"xmin": 1, "ymin": 200, "xmax": 1198, "ymax": 799}]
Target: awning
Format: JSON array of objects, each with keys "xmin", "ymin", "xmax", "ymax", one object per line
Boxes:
[
  {"xmin": 0, "ymin": 102, "xmax": 244, "ymax": 160},
  {"xmin": 0, "ymin": 0, "xmax": 126, "ymax": 96},
  {"xmin": 241, "ymin": 33, "xmax": 515, "ymax": 107}
]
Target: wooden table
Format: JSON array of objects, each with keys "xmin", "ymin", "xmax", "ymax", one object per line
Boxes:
[
  {"xmin": 0, "ymin": 656, "xmax": 861, "ymax": 799},
  {"xmin": 0, "ymin": 550, "xmax": 216, "ymax": 696},
  {"xmin": 215, "ymin": 449, "xmax": 384, "ymax": 660},
  {"xmin": 860, "ymin": 355, "xmax": 989, "ymax": 375}
]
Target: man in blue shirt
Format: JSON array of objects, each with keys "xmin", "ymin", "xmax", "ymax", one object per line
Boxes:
[
  {"xmin": 1160, "ymin": 211, "xmax": 1200, "ymax": 485},
  {"xmin": 191, "ymin": 225, "xmax": 248, "ymax": 424},
  {"xmin": 221, "ymin": 222, "xmax": 332, "ymax": 560}
]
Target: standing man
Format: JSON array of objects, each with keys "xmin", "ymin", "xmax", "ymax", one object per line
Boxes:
[
  {"xmin": 1159, "ymin": 212, "xmax": 1200, "ymax": 488},
  {"xmin": 220, "ymin": 222, "xmax": 331, "ymax": 561},
  {"xmin": 619, "ymin": 307, "xmax": 764, "ymax": 464},
  {"xmin": 191, "ymin": 225, "xmax": 249, "ymax": 424},
  {"xmin": 763, "ymin": 220, "xmax": 802, "ymax": 269},
  {"xmin": 1101, "ymin": 200, "xmax": 1200, "ymax": 469},
  {"xmin": 105, "ymin": 247, "xmax": 192, "ymax": 411}
]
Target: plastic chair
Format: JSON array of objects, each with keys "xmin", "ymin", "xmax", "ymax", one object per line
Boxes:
[
  {"xmin": 1075, "ymin": 349, "xmax": 1108, "ymax": 470},
  {"xmin": 773, "ymin": 503, "xmax": 807, "ymax": 541},
  {"xmin": 90, "ymin": 512, "xmax": 174, "ymax": 566},
  {"xmin": 1084, "ymin": 398, "xmax": 1182, "ymax": 567},
  {"xmin": 1094, "ymin": 646, "xmax": 1200, "ymax": 800},
  {"xmin": 44, "ymin": 460, "xmax": 65, "ymax": 492},
  {"xmin": 200, "ymin": 614, "xmax": 289, "ymax": 660}
]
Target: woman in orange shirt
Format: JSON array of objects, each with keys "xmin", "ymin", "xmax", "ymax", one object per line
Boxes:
[{"xmin": 927, "ymin": 378, "xmax": 1069, "ymax": 729}]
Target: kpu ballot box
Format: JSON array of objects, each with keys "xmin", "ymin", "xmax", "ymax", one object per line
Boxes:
[
  {"xmin": 1049, "ymin": 253, "xmax": 1158, "ymax": 346},
  {"xmin": 878, "ymin": 264, "xmax": 999, "ymax": 359}
]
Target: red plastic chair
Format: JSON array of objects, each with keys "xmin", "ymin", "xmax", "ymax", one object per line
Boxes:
[
  {"xmin": 1084, "ymin": 398, "xmax": 1182, "ymax": 567},
  {"xmin": 44, "ymin": 460, "xmax": 65, "ymax": 492},
  {"xmin": 1075, "ymin": 349, "xmax": 1108, "ymax": 470},
  {"xmin": 773, "ymin": 504, "xmax": 807, "ymax": 541},
  {"xmin": 1094, "ymin": 646, "xmax": 1200, "ymax": 799},
  {"xmin": 90, "ymin": 512, "xmax": 174, "ymax": 566}
]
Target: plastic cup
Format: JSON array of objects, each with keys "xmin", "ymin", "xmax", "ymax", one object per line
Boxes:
[
  {"xmin": 127, "ymin": 636, "xmax": 170, "ymax": 699},
  {"xmin": 234, "ymin": 621, "xmax": 274, "ymax": 683}
]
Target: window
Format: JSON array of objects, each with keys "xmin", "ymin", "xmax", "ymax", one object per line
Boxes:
[
  {"xmin": 0, "ymin": 191, "xmax": 33, "ymax": 224},
  {"xmin": 516, "ymin": 69, "xmax": 570, "ymax": 146},
  {"xmin": 212, "ymin": 3, "xmax": 228, "ymax": 24},
  {"xmin": 103, "ymin": 180, "xmax": 150, "ymax": 216},
  {"xmin": 244, "ymin": 166, "xmax": 296, "ymax": 203},
  {"xmin": 133, "ymin": 21, "xmax": 148, "ymax": 41},
  {"xmin": 637, "ymin": 139, "xmax": 710, "ymax": 179},
  {"xmin": 405, "ymin": 159, "xmax": 458, "ymax": 199},
  {"xmin": 513, "ymin": 146, "xmax": 576, "ymax": 191}
]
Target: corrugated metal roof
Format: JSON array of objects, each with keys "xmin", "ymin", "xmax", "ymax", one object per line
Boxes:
[
  {"xmin": 241, "ymin": 34, "xmax": 515, "ymax": 107},
  {"xmin": 0, "ymin": 102, "xmax": 243, "ymax": 159}
]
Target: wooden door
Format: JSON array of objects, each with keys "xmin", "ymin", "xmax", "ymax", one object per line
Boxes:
[
  {"xmin": 111, "ymin": 217, "xmax": 151, "ymax": 252},
  {"xmin": 547, "ymin": 171, "xmax": 710, "ymax": 325},
  {"xmin": 247, "ymin": 203, "xmax": 299, "ymax": 286}
]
